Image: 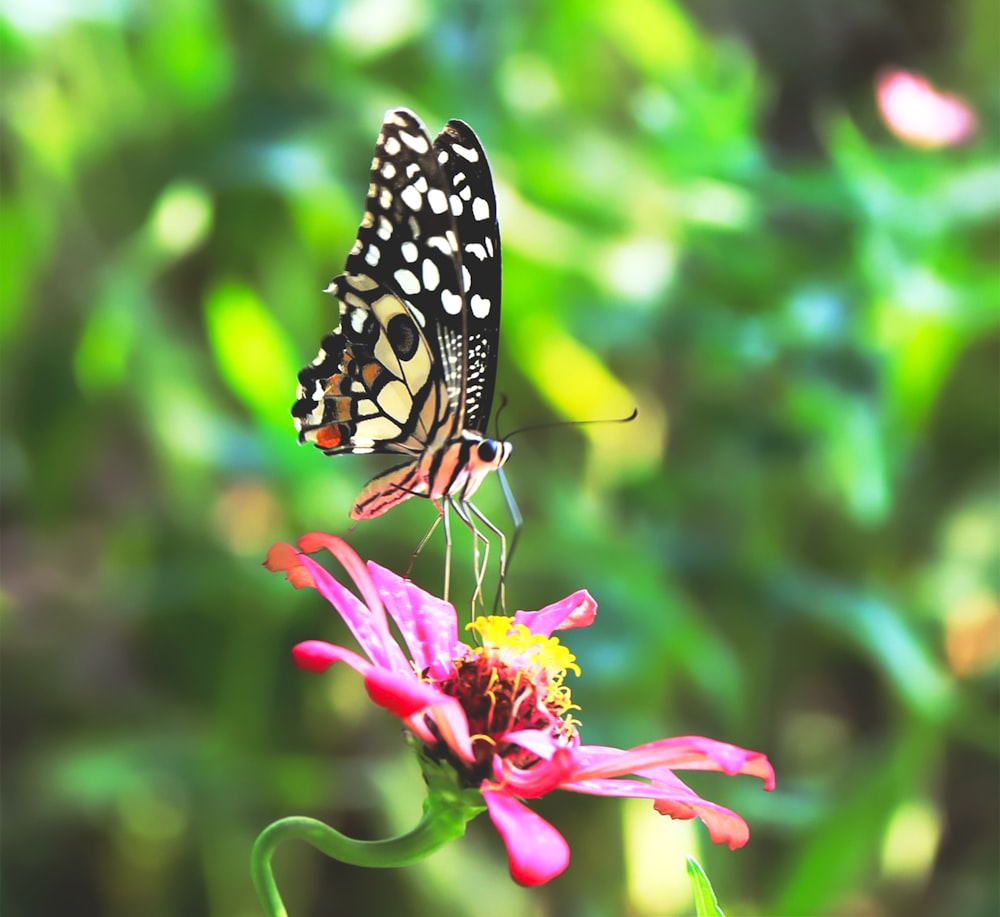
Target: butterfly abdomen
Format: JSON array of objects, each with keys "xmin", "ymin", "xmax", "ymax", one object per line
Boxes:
[{"xmin": 350, "ymin": 431, "xmax": 511, "ymax": 521}]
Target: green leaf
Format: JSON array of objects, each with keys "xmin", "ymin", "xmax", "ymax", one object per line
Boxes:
[{"xmin": 687, "ymin": 856, "xmax": 725, "ymax": 917}]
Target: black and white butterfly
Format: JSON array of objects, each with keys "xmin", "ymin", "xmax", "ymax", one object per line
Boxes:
[{"xmin": 292, "ymin": 108, "xmax": 518, "ymax": 601}]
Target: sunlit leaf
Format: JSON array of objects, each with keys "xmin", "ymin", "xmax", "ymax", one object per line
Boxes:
[{"xmin": 687, "ymin": 856, "xmax": 725, "ymax": 917}]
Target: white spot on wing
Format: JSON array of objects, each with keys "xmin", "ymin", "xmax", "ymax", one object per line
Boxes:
[
  {"xmin": 470, "ymin": 294, "xmax": 491, "ymax": 318},
  {"xmin": 365, "ymin": 244, "xmax": 380, "ymax": 266},
  {"xmin": 427, "ymin": 188, "xmax": 448, "ymax": 214},
  {"xmin": 351, "ymin": 309, "xmax": 367, "ymax": 332},
  {"xmin": 381, "ymin": 161, "xmax": 396, "ymax": 179},
  {"xmin": 449, "ymin": 194, "xmax": 463, "ymax": 215},
  {"xmin": 401, "ymin": 184, "xmax": 422, "ymax": 211},
  {"xmin": 400, "ymin": 130, "xmax": 429, "ymax": 153},
  {"xmin": 422, "ymin": 259, "xmax": 440, "ymax": 290},
  {"xmin": 472, "ymin": 197, "xmax": 490, "ymax": 221},
  {"xmin": 465, "ymin": 242, "xmax": 486, "ymax": 260},
  {"xmin": 393, "ymin": 269, "xmax": 420, "ymax": 295},
  {"xmin": 453, "ymin": 143, "xmax": 480, "ymax": 162},
  {"xmin": 441, "ymin": 289, "xmax": 462, "ymax": 314},
  {"xmin": 379, "ymin": 188, "xmax": 392, "ymax": 209},
  {"xmin": 462, "ymin": 265, "xmax": 471, "ymax": 291},
  {"xmin": 428, "ymin": 236, "xmax": 451, "ymax": 255},
  {"xmin": 377, "ymin": 216, "xmax": 392, "ymax": 241},
  {"xmin": 401, "ymin": 241, "xmax": 418, "ymax": 262},
  {"xmin": 384, "ymin": 136, "xmax": 401, "ymax": 156}
]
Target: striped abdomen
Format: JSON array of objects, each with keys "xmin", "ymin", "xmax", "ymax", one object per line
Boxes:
[{"xmin": 350, "ymin": 431, "xmax": 511, "ymax": 521}]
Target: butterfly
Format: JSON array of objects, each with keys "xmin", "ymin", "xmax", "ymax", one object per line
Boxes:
[{"xmin": 292, "ymin": 108, "xmax": 518, "ymax": 602}]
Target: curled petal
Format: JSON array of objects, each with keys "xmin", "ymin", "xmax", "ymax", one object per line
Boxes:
[
  {"xmin": 561, "ymin": 776, "xmax": 751, "ymax": 849},
  {"xmin": 297, "ymin": 532, "xmax": 384, "ymax": 616},
  {"xmin": 363, "ymin": 666, "xmax": 449, "ymax": 718},
  {"xmin": 292, "ymin": 641, "xmax": 373, "ymax": 677},
  {"xmin": 354, "ymin": 668, "xmax": 475, "ymax": 762},
  {"xmin": 495, "ymin": 746, "xmax": 578, "ymax": 799},
  {"xmin": 418, "ymin": 697, "xmax": 475, "ymax": 763},
  {"xmin": 482, "ymin": 788, "xmax": 570, "ymax": 885},
  {"xmin": 514, "ymin": 590, "xmax": 597, "ymax": 637},
  {"xmin": 500, "ymin": 729, "xmax": 563, "ymax": 761},
  {"xmin": 264, "ymin": 543, "xmax": 316, "ymax": 590}
]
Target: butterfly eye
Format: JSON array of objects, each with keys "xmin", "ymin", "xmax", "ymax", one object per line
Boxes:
[{"xmin": 477, "ymin": 440, "xmax": 498, "ymax": 463}]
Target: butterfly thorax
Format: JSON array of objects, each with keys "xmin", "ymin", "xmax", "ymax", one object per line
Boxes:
[{"xmin": 350, "ymin": 430, "xmax": 511, "ymax": 521}]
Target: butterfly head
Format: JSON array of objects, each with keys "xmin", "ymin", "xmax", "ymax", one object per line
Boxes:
[{"xmin": 473, "ymin": 435, "xmax": 512, "ymax": 474}]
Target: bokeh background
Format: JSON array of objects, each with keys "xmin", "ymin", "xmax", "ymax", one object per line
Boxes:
[{"xmin": 2, "ymin": 1, "xmax": 997, "ymax": 915}]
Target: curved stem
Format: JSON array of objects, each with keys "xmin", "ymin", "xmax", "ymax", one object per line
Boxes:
[{"xmin": 251, "ymin": 801, "xmax": 472, "ymax": 917}]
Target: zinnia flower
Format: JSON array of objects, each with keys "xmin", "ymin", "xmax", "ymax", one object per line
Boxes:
[{"xmin": 266, "ymin": 533, "xmax": 775, "ymax": 885}]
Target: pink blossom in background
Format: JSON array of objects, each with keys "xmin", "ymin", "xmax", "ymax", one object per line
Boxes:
[
  {"xmin": 266, "ymin": 533, "xmax": 775, "ymax": 886},
  {"xmin": 876, "ymin": 68, "xmax": 976, "ymax": 149}
]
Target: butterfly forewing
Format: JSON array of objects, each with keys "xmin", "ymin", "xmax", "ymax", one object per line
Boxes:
[
  {"xmin": 432, "ymin": 119, "xmax": 501, "ymax": 434},
  {"xmin": 293, "ymin": 109, "xmax": 501, "ymax": 461}
]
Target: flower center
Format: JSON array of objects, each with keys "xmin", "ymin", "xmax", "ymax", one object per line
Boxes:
[{"xmin": 429, "ymin": 616, "xmax": 580, "ymax": 783}]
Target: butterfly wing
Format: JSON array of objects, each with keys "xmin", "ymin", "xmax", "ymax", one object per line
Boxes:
[
  {"xmin": 293, "ymin": 109, "xmax": 501, "ymax": 460},
  {"xmin": 430, "ymin": 118, "xmax": 502, "ymax": 435}
]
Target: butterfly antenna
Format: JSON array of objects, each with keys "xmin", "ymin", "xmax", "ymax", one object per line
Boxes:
[
  {"xmin": 503, "ymin": 407, "xmax": 638, "ymax": 441},
  {"xmin": 493, "ymin": 392, "xmax": 510, "ymax": 441}
]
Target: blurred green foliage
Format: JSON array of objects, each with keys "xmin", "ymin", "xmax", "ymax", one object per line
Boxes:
[{"xmin": 2, "ymin": 1, "xmax": 997, "ymax": 916}]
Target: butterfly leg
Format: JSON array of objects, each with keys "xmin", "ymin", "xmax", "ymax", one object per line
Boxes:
[
  {"xmin": 488, "ymin": 467, "xmax": 522, "ymax": 613},
  {"xmin": 465, "ymin": 501, "xmax": 511, "ymax": 612},
  {"xmin": 440, "ymin": 499, "xmax": 453, "ymax": 604},
  {"xmin": 451, "ymin": 498, "xmax": 491, "ymax": 614},
  {"xmin": 406, "ymin": 511, "xmax": 443, "ymax": 581}
]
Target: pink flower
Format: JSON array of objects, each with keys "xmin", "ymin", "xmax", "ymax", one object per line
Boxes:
[
  {"xmin": 266, "ymin": 533, "xmax": 775, "ymax": 886},
  {"xmin": 876, "ymin": 68, "xmax": 977, "ymax": 149}
]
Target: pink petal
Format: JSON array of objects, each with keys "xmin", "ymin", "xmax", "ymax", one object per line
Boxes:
[
  {"xmin": 560, "ymin": 776, "xmax": 750, "ymax": 849},
  {"xmin": 513, "ymin": 590, "xmax": 597, "ymax": 637},
  {"xmin": 573, "ymin": 738, "xmax": 775, "ymax": 791},
  {"xmin": 412, "ymin": 696, "xmax": 475, "ymax": 763},
  {"xmin": 500, "ymin": 729, "xmax": 563, "ymax": 761},
  {"xmin": 494, "ymin": 740, "xmax": 578, "ymax": 798},
  {"xmin": 291, "ymin": 640, "xmax": 373, "ymax": 676},
  {"xmin": 296, "ymin": 554, "xmax": 411, "ymax": 675},
  {"xmin": 482, "ymin": 788, "xmax": 570, "ymax": 885},
  {"xmin": 876, "ymin": 68, "xmax": 977, "ymax": 149},
  {"xmin": 297, "ymin": 533, "xmax": 384, "ymax": 614},
  {"xmin": 363, "ymin": 666, "xmax": 451, "ymax": 718},
  {"xmin": 367, "ymin": 561, "xmax": 463, "ymax": 678}
]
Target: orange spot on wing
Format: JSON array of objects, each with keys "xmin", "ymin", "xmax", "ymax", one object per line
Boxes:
[
  {"xmin": 362, "ymin": 361, "xmax": 382, "ymax": 388},
  {"xmin": 315, "ymin": 426, "xmax": 343, "ymax": 449},
  {"xmin": 330, "ymin": 397, "xmax": 351, "ymax": 422}
]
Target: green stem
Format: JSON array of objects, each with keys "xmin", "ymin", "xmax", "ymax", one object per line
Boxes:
[{"xmin": 251, "ymin": 795, "xmax": 477, "ymax": 917}]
